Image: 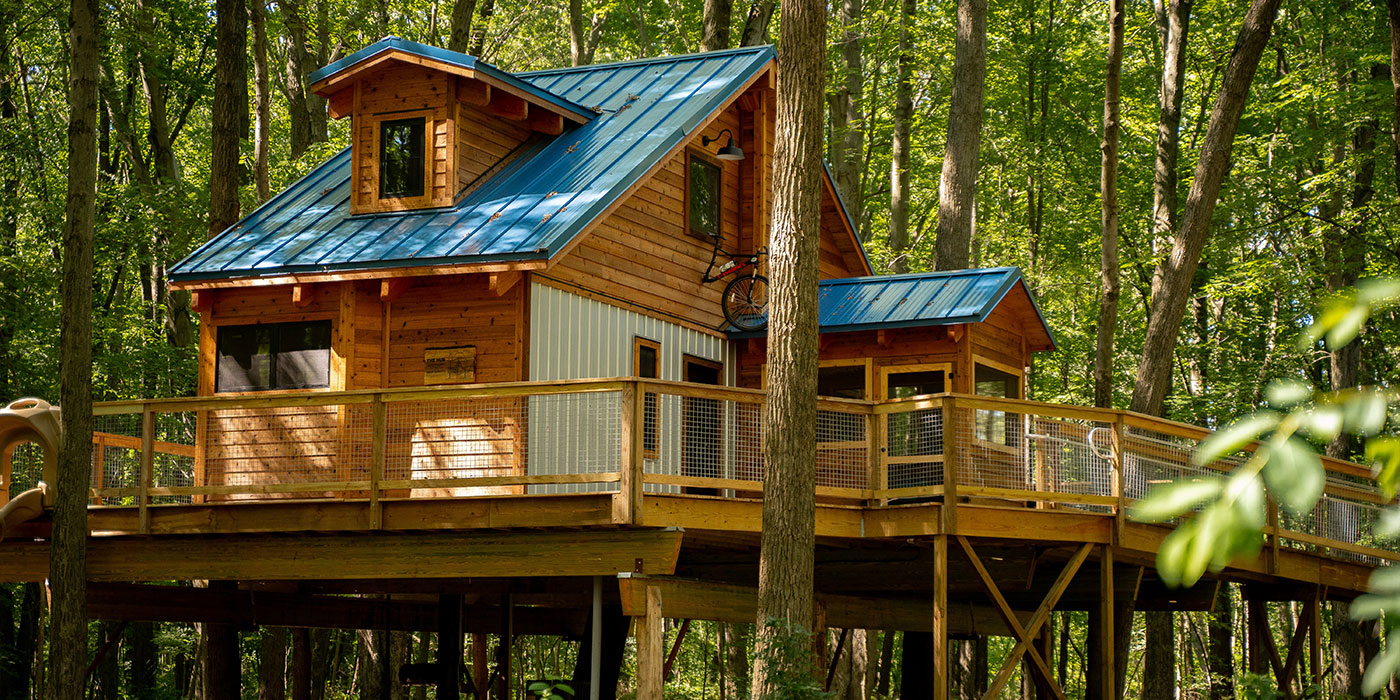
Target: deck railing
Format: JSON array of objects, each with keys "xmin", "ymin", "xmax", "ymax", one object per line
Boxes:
[{"xmin": 2, "ymin": 379, "xmax": 1395, "ymax": 564}]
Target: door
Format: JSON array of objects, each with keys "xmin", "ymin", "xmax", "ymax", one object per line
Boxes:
[
  {"xmin": 878, "ymin": 364, "xmax": 951, "ymax": 490},
  {"xmin": 682, "ymin": 356, "xmax": 723, "ymax": 492}
]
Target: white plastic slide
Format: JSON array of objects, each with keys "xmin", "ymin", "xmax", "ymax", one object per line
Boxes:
[{"xmin": 0, "ymin": 398, "xmax": 62, "ymax": 539}]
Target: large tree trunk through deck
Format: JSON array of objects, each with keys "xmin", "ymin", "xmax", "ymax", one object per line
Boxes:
[
  {"xmin": 750, "ymin": 0, "xmax": 825, "ymax": 689},
  {"xmin": 260, "ymin": 627, "xmax": 288, "ymax": 700},
  {"xmin": 250, "ymin": 0, "xmax": 272, "ymax": 203},
  {"xmin": 51, "ymin": 0, "xmax": 99, "ymax": 691},
  {"xmin": 448, "ymin": 0, "xmax": 477, "ymax": 53},
  {"xmin": 209, "ymin": 0, "xmax": 246, "ymax": 238},
  {"xmin": 1152, "ymin": 0, "xmax": 1192, "ymax": 251},
  {"xmin": 933, "ymin": 0, "xmax": 988, "ymax": 271},
  {"xmin": 702, "ymin": 0, "xmax": 733, "ymax": 51},
  {"xmin": 1093, "ymin": 0, "xmax": 1123, "ymax": 410},
  {"xmin": 1129, "ymin": 0, "xmax": 1282, "ymax": 417},
  {"xmin": 887, "ymin": 0, "xmax": 914, "ymax": 273}
]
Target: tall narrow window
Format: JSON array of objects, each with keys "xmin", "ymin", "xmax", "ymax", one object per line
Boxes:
[
  {"xmin": 634, "ymin": 337, "xmax": 661, "ymax": 458},
  {"xmin": 380, "ymin": 117, "xmax": 426, "ymax": 200},
  {"xmin": 973, "ymin": 363, "xmax": 1021, "ymax": 446},
  {"xmin": 687, "ymin": 154, "xmax": 721, "ymax": 242},
  {"xmin": 216, "ymin": 321, "xmax": 332, "ymax": 393}
]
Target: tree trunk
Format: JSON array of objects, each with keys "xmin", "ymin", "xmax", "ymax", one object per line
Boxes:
[
  {"xmin": 738, "ymin": 0, "xmax": 775, "ymax": 47},
  {"xmin": 280, "ymin": 0, "xmax": 313, "ymax": 158},
  {"xmin": 702, "ymin": 0, "xmax": 734, "ymax": 51},
  {"xmin": 209, "ymin": 0, "xmax": 246, "ymax": 238},
  {"xmin": 128, "ymin": 621, "xmax": 157, "ymax": 700},
  {"xmin": 205, "ymin": 622, "xmax": 241, "ymax": 700},
  {"xmin": 1129, "ymin": 0, "xmax": 1282, "ymax": 416},
  {"xmin": 750, "ymin": 0, "xmax": 824, "ymax": 689},
  {"xmin": 875, "ymin": 631, "xmax": 894, "ymax": 697},
  {"xmin": 723, "ymin": 623, "xmax": 750, "ymax": 699},
  {"xmin": 1093, "ymin": 0, "xmax": 1124, "ymax": 409},
  {"xmin": 1141, "ymin": 612, "xmax": 1175, "ymax": 700},
  {"xmin": 261, "ymin": 627, "xmax": 288, "ymax": 700},
  {"xmin": 51, "ymin": 0, "xmax": 99, "ymax": 692},
  {"xmin": 1388, "ymin": 0, "xmax": 1400, "ymax": 200},
  {"xmin": 447, "ymin": 0, "xmax": 477, "ymax": 52},
  {"xmin": 250, "ymin": 0, "xmax": 271, "ymax": 203},
  {"xmin": 1207, "ymin": 585, "xmax": 1233, "ymax": 700},
  {"xmin": 830, "ymin": 0, "xmax": 863, "ymax": 230},
  {"xmin": 1152, "ymin": 0, "xmax": 1192, "ymax": 247},
  {"xmin": 468, "ymin": 0, "xmax": 494, "ymax": 56},
  {"xmin": 933, "ymin": 0, "xmax": 988, "ymax": 271},
  {"xmin": 887, "ymin": 0, "xmax": 914, "ymax": 273}
]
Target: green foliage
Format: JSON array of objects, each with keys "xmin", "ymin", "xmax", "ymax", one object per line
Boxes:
[{"xmin": 754, "ymin": 618, "xmax": 829, "ymax": 700}]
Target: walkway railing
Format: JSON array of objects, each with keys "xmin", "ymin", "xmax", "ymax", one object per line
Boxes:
[{"xmin": 1, "ymin": 379, "xmax": 1394, "ymax": 563}]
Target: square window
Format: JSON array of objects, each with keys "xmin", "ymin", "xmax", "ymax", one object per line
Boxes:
[
  {"xmin": 380, "ymin": 118, "xmax": 426, "ymax": 200},
  {"xmin": 688, "ymin": 155, "xmax": 721, "ymax": 241},
  {"xmin": 216, "ymin": 321, "xmax": 332, "ymax": 393}
]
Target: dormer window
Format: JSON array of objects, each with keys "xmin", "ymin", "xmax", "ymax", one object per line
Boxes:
[{"xmin": 379, "ymin": 117, "xmax": 427, "ymax": 200}]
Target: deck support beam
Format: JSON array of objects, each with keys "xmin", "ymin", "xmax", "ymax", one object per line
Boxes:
[
  {"xmin": 1097, "ymin": 546, "xmax": 1114, "ymax": 700},
  {"xmin": 438, "ymin": 594, "xmax": 462, "ymax": 700}
]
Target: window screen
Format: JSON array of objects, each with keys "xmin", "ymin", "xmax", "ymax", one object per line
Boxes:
[
  {"xmin": 688, "ymin": 156, "xmax": 721, "ymax": 241},
  {"xmin": 217, "ymin": 321, "xmax": 331, "ymax": 393},
  {"xmin": 818, "ymin": 365, "xmax": 866, "ymax": 400},
  {"xmin": 380, "ymin": 117, "xmax": 426, "ymax": 199},
  {"xmin": 974, "ymin": 364, "xmax": 1021, "ymax": 444}
]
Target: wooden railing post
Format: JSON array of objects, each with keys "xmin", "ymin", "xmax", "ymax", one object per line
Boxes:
[
  {"xmin": 942, "ymin": 396, "xmax": 958, "ymax": 534},
  {"xmin": 1267, "ymin": 495, "xmax": 1280, "ymax": 574},
  {"xmin": 615, "ymin": 382, "xmax": 644, "ymax": 525},
  {"xmin": 868, "ymin": 408, "xmax": 884, "ymax": 505},
  {"xmin": 1112, "ymin": 415, "xmax": 1126, "ymax": 542},
  {"xmin": 139, "ymin": 407, "xmax": 154, "ymax": 535},
  {"xmin": 369, "ymin": 395, "xmax": 387, "ymax": 530}
]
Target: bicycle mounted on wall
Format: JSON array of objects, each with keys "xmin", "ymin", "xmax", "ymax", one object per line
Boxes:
[{"xmin": 702, "ymin": 239, "xmax": 769, "ymax": 332}]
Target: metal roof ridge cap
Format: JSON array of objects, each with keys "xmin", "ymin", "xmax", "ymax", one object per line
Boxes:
[{"xmin": 817, "ymin": 266, "xmax": 1016, "ymax": 286}]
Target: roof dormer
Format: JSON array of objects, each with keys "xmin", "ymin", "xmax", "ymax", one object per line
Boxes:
[{"xmin": 309, "ymin": 37, "xmax": 594, "ymax": 215}]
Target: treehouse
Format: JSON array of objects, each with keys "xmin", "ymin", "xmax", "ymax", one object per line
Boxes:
[{"xmin": 0, "ymin": 39, "xmax": 1395, "ymax": 700}]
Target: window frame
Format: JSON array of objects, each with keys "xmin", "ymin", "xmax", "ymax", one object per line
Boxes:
[
  {"xmin": 971, "ymin": 359, "xmax": 1025, "ymax": 453},
  {"xmin": 684, "ymin": 149, "xmax": 723, "ymax": 244},
  {"xmin": 634, "ymin": 337, "xmax": 662, "ymax": 459},
  {"xmin": 370, "ymin": 110, "xmax": 434, "ymax": 210},
  {"xmin": 818, "ymin": 358, "xmax": 873, "ymax": 401},
  {"xmin": 214, "ymin": 319, "xmax": 335, "ymax": 395}
]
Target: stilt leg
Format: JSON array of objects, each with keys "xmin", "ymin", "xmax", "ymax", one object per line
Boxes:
[
  {"xmin": 934, "ymin": 534, "xmax": 948, "ymax": 700},
  {"xmin": 438, "ymin": 593, "xmax": 462, "ymax": 700},
  {"xmin": 1097, "ymin": 546, "xmax": 1114, "ymax": 700},
  {"xmin": 636, "ymin": 586, "xmax": 664, "ymax": 700}
]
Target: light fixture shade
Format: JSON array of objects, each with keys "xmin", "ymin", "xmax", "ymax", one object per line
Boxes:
[{"xmin": 716, "ymin": 137, "xmax": 745, "ymax": 161}]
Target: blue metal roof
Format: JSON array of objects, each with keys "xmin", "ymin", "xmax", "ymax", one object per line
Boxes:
[
  {"xmin": 730, "ymin": 267, "xmax": 1057, "ymax": 350},
  {"xmin": 307, "ymin": 37, "xmax": 596, "ymax": 123},
  {"xmin": 171, "ymin": 45, "xmax": 777, "ymax": 283}
]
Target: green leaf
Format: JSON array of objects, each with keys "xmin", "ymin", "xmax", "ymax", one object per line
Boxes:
[
  {"xmin": 1265, "ymin": 379, "xmax": 1312, "ymax": 408},
  {"xmin": 1356, "ymin": 277, "xmax": 1400, "ymax": 306},
  {"xmin": 1261, "ymin": 437, "xmax": 1324, "ymax": 516},
  {"xmin": 1131, "ymin": 479, "xmax": 1224, "ymax": 523},
  {"xmin": 1343, "ymin": 391, "xmax": 1390, "ymax": 437},
  {"xmin": 1362, "ymin": 640, "xmax": 1400, "ymax": 696},
  {"xmin": 1368, "ymin": 437, "xmax": 1400, "ymax": 499},
  {"xmin": 1326, "ymin": 304, "xmax": 1369, "ymax": 349},
  {"xmin": 1380, "ymin": 507, "xmax": 1400, "ymax": 539},
  {"xmin": 1193, "ymin": 412, "xmax": 1279, "ymax": 466},
  {"xmin": 1156, "ymin": 524, "xmax": 1193, "ymax": 588},
  {"xmin": 1367, "ymin": 565, "xmax": 1400, "ymax": 594},
  {"xmin": 1226, "ymin": 472, "xmax": 1267, "ymax": 530},
  {"xmin": 1299, "ymin": 405, "xmax": 1343, "ymax": 443}
]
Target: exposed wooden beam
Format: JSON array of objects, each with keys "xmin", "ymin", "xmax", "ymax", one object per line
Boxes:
[
  {"xmin": 458, "ymin": 78, "xmax": 491, "ymax": 106},
  {"xmin": 292, "ymin": 283, "xmax": 315, "ymax": 308},
  {"xmin": 636, "ymin": 585, "xmax": 664, "ymax": 699},
  {"xmin": 489, "ymin": 270, "xmax": 522, "ymax": 297},
  {"xmin": 380, "ymin": 278, "xmax": 412, "ymax": 302},
  {"xmin": 169, "ymin": 260, "xmax": 548, "ymax": 291},
  {"xmin": 488, "ymin": 92, "xmax": 529, "ymax": 121},
  {"xmin": 2, "ymin": 528, "xmax": 684, "ymax": 582},
  {"xmin": 327, "ymin": 87, "xmax": 353, "ymax": 119},
  {"xmin": 527, "ymin": 108, "xmax": 565, "ymax": 136},
  {"xmin": 190, "ymin": 290, "xmax": 214, "ymax": 313}
]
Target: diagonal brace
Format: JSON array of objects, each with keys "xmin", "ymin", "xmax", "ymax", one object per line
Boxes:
[
  {"xmin": 957, "ymin": 536, "xmax": 1066, "ymax": 700},
  {"xmin": 980, "ymin": 542, "xmax": 1093, "ymax": 700}
]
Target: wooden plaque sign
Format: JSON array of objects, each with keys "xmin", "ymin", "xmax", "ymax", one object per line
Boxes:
[{"xmin": 424, "ymin": 345, "xmax": 476, "ymax": 384}]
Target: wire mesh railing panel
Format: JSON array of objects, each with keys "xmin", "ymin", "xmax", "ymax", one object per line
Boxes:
[
  {"xmin": 948, "ymin": 406, "xmax": 1026, "ymax": 492},
  {"xmin": 523, "ymin": 391, "xmax": 621, "ymax": 494},
  {"xmin": 643, "ymin": 391, "xmax": 763, "ymax": 494},
  {"xmin": 1024, "ymin": 415, "xmax": 1115, "ymax": 513},
  {"xmin": 203, "ymin": 403, "xmax": 371, "ymax": 499},
  {"xmin": 1121, "ymin": 426, "xmax": 1226, "ymax": 502},
  {"xmin": 7, "ymin": 442, "xmax": 44, "ymax": 500},
  {"xmin": 151, "ymin": 411, "xmax": 198, "ymax": 505},
  {"xmin": 884, "ymin": 406, "xmax": 944, "ymax": 491},
  {"xmin": 92, "ymin": 413, "xmax": 143, "ymax": 505},
  {"xmin": 816, "ymin": 408, "xmax": 868, "ymax": 490}
]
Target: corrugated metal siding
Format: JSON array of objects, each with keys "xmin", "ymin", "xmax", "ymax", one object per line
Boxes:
[
  {"xmin": 170, "ymin": 46, "xmax": 776, "ymax": 283},
  {"xmin": 527, "ymin": 283, "xmax": 730, "ymax": 494}
]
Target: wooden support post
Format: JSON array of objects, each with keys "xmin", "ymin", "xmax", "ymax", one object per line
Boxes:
[
  {"xmin": 1111, "ymin": 417, "xmax": 1126, "ymax": 543},
  {"xmin": 438, "ymin": 593, "xmax": 463, "ymax": 700},
  {"xmin": 1097, "ymin": 545, "xmax": 1114, "ymax": 700},
  {"xmin": 615, "ymin": 382, "xmax": 644, "ymax": 525},
  {"xmin": 1309, "ymin": 594, "xmax": 1322, "ymax": 694},
  {"xmin": 933, "ymin": 534, "xmax": 949, "ymax": 700},
  {"xmin": 204, "ymin": 582, "xmax": 241, "ymax": 700},
  {"xmin": 942, "ymin": 397, "xmax": 958, "ymax": 533},
  {"xmin": 1268, "ymin": 497, "xmax": 1280, "ymax": 574},
  {"xmin": 636, "ymin": 585, "xmax": 664, "ymax": 700},
  {"xmin": 957, "ymin": 536, "xmax": 1065, "ymax": 700},
  {"xmin": 472, "ymin": 633, "xmax": 489, "ymax": 699},
  {"xmin": 812, "ymin": 601, "xmax": 828, "ymax": 680},
  {"xmin": 497, "ymin": 594, "xmax": 514, "ymax": 700},
  {"xmin": 92, "ymin": 436, "xmax": 104, "ymax": 505},
  {"xmin": 590, "ymin": 576, "xmax": 602, "ymax": 700},
  {"xmin": 138, "ymin": 408, "xmax": 154, "ymax": 535},
  {"xmin": 369, "ymin": 396, "xmax": 387, "ymax": 529},
  {"xmin": 292, "ymin": 628, "xmax": 312, "ymax": 700},
  {"xmin": 1246, "ymin": 596, "xmax": 1265, "ymax": 675},
  {"xmin": 868, "ymin": 409, "xmax": 883, "ymax": 506}
]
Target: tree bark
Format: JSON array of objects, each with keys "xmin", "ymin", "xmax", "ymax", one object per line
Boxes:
[
  {"xmin": 933, "ymin": 0, "xmax": 988, "ymax": 271},
  {"xmin": 1128, "ymin": 0, "xmax": 1282, "ymax": 416},
  {"xmin": 51, "ymin": 0, "xmax": 99, "ymax": 692},
  {"xmin": 875, "ymin": 631, "xmax": 894, "ymax": 697},
  {"xmin": 1388, "ymin": 0, "xmax": 1400, "ymax": 200},
  {"xmin": 260, "ymin": 627, "xmax": 288, "ymax": 700},
  {"xmin": 468, "ymin": 0, "xmax": 494, "ymax": 56},
  {"xmin": 1152, "ymin": 0, "xmax": 1192, "ymax": 247},
  {"xmin": 447, "ymin": 0, "xmax": 477, "ymax": 52},
  {"xmin": 209, "ymin": 0, "xmax": 246, "ymax": 238},
  {"xmin": 1093, "ymin": 0, "xmax": 1124, "ymax": 410},
  {"xmin": 250, "ymin": 0, "xmax": 272, "ymax": 203},
  {"xmin": 703, "ymin": 0, "xmax": 734, "ymax": 51},
  {"xmin": 567, "ymin": 0, "xmax": 605, "ymax": 65},
  {"xmin": 1141, "ymin": 612, "xmax": 1175, "ymax": 700},
  {"xmin": 280, "ymin": 0, "xmax": 313, "ymax": 158},
  {"xmin": 1207, "ymin": 585, "xmax": 1233, "ymax": 700},
  {"xmin": 723, "ymin": 623, "xmax": 751, "ymax": 699},
  {"xmin": 887, "ymin": 0, "xmax": 914, "ymax": 273},
  {"xmin": 128, "ymin": 621, "xmax": 158, "ymax": 700},
  {"xmin": 829, "ymin": 0, "xmax": 864, "ymax": 231},
  {"xmin": 738, "ymin": 0, "xmax": 775, "ymax": 47},
  {"xmin": 750, "ymin": 0, "xmax": 824, "ymax": 689}
]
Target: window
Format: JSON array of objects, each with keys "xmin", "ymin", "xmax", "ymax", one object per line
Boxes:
[
  {"xmin": 687, "ymin": 154, "xmax": 721, "ymax": 242},
  {"xmin": 216, "ymin": 321, "xmax": 332, "ymax": 393},
  {"xmin": 973, "ymin": 363, "xmax": 1021, "ymax": 446},
  {"xmin": 379, "ymin": 117, "xmax": 426, "ymax": 200},
  {"xmin": 818, "ymin": 365, "xmax": 867, "ymax": 400},
  {"xmin": 634, "ymin": 338, "xmax": 660, "ymax": 458}
]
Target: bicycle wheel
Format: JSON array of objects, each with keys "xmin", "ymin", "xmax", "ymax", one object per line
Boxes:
[{"xmin": 722, "ymin": 274, "xmax": 770, "ymax": 331}]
